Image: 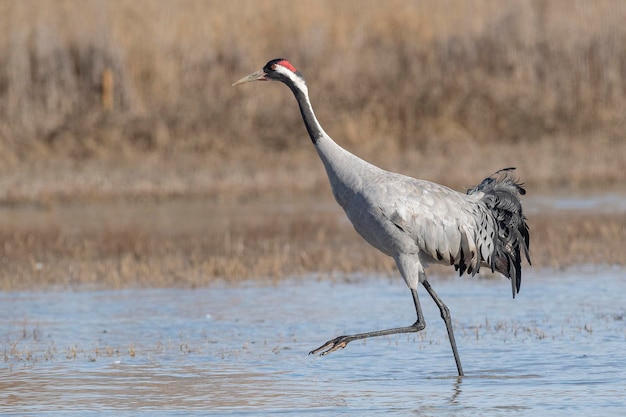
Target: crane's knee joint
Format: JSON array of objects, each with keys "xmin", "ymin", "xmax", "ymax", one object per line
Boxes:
[
  {"xmin": 439, "ymin": 304, "xmax": 451, "ymax": 321},
  {"xmin": 412, "ymin": 319, "xmax": 426, "ymax": 331}
]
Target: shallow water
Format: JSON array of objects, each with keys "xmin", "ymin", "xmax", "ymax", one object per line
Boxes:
[
  {"xmin": 1, "ymin": 268, "xmax": 625, "ymax": 416},
  {"xmin": 527, "ymin": 192, "xmax": 626, "ymax": 214}
]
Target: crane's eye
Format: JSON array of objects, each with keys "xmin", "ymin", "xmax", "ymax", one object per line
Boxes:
[{"xmin": 271, "ymin": 64, "xmax": 277, "ymax": 70}]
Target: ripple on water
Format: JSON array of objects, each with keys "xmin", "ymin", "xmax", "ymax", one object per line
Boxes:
[{"xmin": 1, "ymin": 267, "xmax": 626, "ymax": 415}]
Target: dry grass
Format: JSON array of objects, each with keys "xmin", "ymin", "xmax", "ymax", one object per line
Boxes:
[
  {"xmin": 0, "ymin": 1, "xmax": 624, "ymax": 192},
  {"xmin": 0, "ymin": 199, "xmax": 394, "ymax": 291},
  {"xmin": 0, "ymin": 1, "xmax": 624, "ymax": 291},
  {"xmin": 530, "ymin": 211, "xmax": 626, "ymax": 269},
  {"xmin": 0, "ymin": 133, "xmax": 625, "ymax": 208},
  {"xmin": 0, "ymin": 198, "xmax": 624, "ymax": 291}
]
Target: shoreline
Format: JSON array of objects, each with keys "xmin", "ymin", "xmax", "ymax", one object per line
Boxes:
[{"xmin": 1, "ymin": 194, "xmax": 623, "ymax": 292}]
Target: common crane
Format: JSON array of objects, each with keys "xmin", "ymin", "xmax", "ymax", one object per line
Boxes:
[{"xmin": 233, "ymin": 58, "xmax": 531, "ymax": 376}]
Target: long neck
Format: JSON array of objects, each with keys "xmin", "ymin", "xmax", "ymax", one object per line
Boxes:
[
  {"xmin": 284, "ymin": 79, "xmax": 380, "ymax": 208},
  {"xmin": 286, "ymin": 82, "xmax": 324, "ymax": 144}
]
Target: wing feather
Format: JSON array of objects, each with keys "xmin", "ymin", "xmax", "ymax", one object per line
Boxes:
[{"xmin": 377, "ymin": 178, "xmax": 488, "ymax": 272}]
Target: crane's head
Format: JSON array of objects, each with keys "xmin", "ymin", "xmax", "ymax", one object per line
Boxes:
[{"xmin": 232, "ymin": 58, "xmax": 304, "ymax": 87}]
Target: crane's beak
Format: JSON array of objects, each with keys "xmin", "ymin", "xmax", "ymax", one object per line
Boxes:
[{"xmin": 232, "ymin": 69, "xmax": 267, "ymax": 86}]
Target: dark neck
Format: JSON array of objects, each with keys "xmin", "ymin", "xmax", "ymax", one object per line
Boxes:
[{"xmin": 286, "ymin": 83, "xmax": 323, "ymax": 145}]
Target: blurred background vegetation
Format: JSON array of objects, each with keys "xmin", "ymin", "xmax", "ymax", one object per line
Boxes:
[
  {"xmin": 1, "ymin": 0, "xmax": 625, "ymax": 289},
  {"xmin": 0, "ymin": 0, "xmax": 625, "ymax": 202}
]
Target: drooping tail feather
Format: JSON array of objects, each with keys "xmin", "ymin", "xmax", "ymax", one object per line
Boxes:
[{"xmin": 467, "ymin": 167, "xmax": 531, "ymax": 298}]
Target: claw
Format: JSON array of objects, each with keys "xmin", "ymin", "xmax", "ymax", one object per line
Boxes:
[{"xmin": 309, "ymin": 336, "xmax": 352, "ymax": 356}]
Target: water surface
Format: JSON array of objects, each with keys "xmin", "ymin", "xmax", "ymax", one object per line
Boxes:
[{"xmin": 2, "ymin": 268, "xmax": 625, "ymax": 415}]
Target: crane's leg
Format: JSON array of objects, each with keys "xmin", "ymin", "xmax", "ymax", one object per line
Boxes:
[
  {"xmin": 309, "ymin": 288, "xmax": 426, "ymax": 356},
  {"xmin": 422, "ymin": 279, "xmax": 464, "ymax": 377}
]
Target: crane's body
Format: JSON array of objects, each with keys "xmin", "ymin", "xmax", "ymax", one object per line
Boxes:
[
  {"xmin": 321, "ymin": 148, "xmax": 495, "ymax": 288},
  {"xmin": 233, "ymin": 59, "xmax": 530, "ymax": 377}
]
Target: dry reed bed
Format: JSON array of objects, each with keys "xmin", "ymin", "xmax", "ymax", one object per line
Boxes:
[
  {"xmin": 1, "ymin": 205, "xmax": 623, "ymax": 292},
  {"xmin": 0, "ymin": 134, "xmax": 625, "ymax": 208},
  {"xmin": 0, "ymin": 1, "xmax": 624, "ymax": 184},
  {"xmin": 0, "ymin": 1, "xmax": 624, "ymax": 291}
]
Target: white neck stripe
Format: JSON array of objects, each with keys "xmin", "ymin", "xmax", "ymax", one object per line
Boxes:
[{"xmin": 275, "ymin": 65, "xmax": 308, "ymax": 95}]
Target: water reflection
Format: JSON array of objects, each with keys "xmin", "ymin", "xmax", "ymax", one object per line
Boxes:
[{"xmin": 449, "ymin": 376, "xmax": 463, "ymax": 404}]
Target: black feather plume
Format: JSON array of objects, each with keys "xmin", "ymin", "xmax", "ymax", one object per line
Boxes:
[{"xmin": 467, "ymin": 168, "xmax": 531, "ymax": 298}]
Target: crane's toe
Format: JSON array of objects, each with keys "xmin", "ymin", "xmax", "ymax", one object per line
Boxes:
[{"xmin": 309, "ymin": 335, "xmax": 352, "ymax": 356}]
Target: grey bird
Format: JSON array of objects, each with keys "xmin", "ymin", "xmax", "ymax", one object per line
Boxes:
[{"xmin": 233, "ymin": 58, "xmax": 531, "ymax": 376}]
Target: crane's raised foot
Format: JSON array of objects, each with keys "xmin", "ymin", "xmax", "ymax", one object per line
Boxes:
[
  {"xmin": 309, "ymin": 335, "xmax": 354, "ymax": 356},
  {"xmin": 309, "ymin": 320, "xmax": 426, "ymax": 356}
]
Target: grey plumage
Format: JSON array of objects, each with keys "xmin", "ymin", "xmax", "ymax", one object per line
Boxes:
[{"xmin": 233, "ymin": 59, "xmax": 531, "ymax": 376}]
